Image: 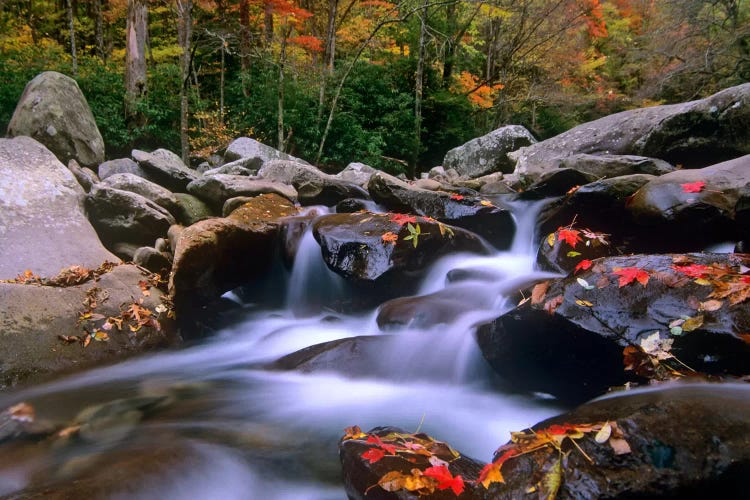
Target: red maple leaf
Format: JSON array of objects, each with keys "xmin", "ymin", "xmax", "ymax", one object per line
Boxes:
[
  {"xmin": 681, "ymin": 181, "xmax": 705, "ymax": 193},
  {"xmin": 575, "ymin": 259, "xmax": 593, "ymax": 274},
  {"xmin": 613, "ymin": 267, "xmax": 649, "ymax": 287},
  {"xmin": 389, "ymin": 213, "xmax": 418, "ymax": 226},
  {"xmin": 672, "ymin": 263, "xmax": 710, "ymax": 278},
  {"xmin": 366, "ymin": 434, "xmax": 398, "ymax": 454},
  {"xmin": 450, "ymin": 194, "xmax": 465, "ymax": 201},
  {"xmin": 743, "ymin": 276, "xmax": 750, "ymax": 284},
  {"xmin": 557, "ymin": 228, "xmax": 582, "ymax": 248},
  {"xmin": 361, "ymin": 448, "xmax": 385, "ymax": 464},
  {"xmin": 423, "ymin": 465, "xmax": 465, "ymax": 495}
]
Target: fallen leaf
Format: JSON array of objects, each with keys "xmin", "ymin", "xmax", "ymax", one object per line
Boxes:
[
  {"xmin": 609, "ymin": 437, "xmax": 632, "ymax": 455},
  {"xmin": 612, "ymin": 267, "xmax": 649, "ymax": 287},
  {"xmin": 343, "ymin": 425, "xmax": 367, "ymax": 440},
  {"xmin": 576, "ymin": 277, "xmax": 594, "ymax": 290},
  {"xmin": 389, "ymin": 213, "xmax": 417, "ymax": 226},
  {"xmin": 376, "ymin": 469, "xmax": 434, "ymax": 494},
  {"xmin": 480, "ymin": 200, "xmax": 494, "ymax": 207},
  {"xmin": 8, "ymin": 402, "xmax": 35, "ymax": 422},
  {"xmin": 547, "ymin": 232, "xmax": 556, "ymax": 247},
  {"xmin": 531, "ymin": 281, "xmax": 550, "ymax": 305},
  {"xmin": 640, "ymin": 332, "xmax": 673, "ymax": 360},
  {"xmin": 381, "ymin": 232, "xmax": 399, "ymax": 245},
  {"xmin": 423, "ymin": 465, "xmax": 465, "ymax": 495},
  {"xmin": 450, "ymin": 194, "xmax": 464, "ymax": 201},
  {"xmin": 540, "ymin": 455, "xmax": 562, "ymax": 500},
  {"xmin": 594, "ymin": 422, "xmax": 612, "ymax": 443},
  {"xmin": 596, "ymin": 275, "xmax": 610, "ymax": 289},
  {"xmin": 681, "ymin": 181, "xmax": 705, "ymax": 193},
  {"xmin": 682, "ymin": 315, "xmax": 704, "ymax": 332},
  {"xmin": 558, "ymin": 228, "xmax": 582, "ymax": 248},
  {"xmin": 575, "ymin": 259, "xmax": 593, "ymax": 274},
  {"xmin": 362, "ymin": 448, "xmax": 386, "ymax": 464},
  {"xmin": 567, "ymin": 251, "xmax": 582, "ymax": 258},
  {"xmin": 672, "ymin": 263, "xmax": 710, "ymax": 278},
  {"xmin": 574, "ymin": 299, "xmax": 592, "ymax": 308},
  {"xmin": 544, "ymin": 295, "xmax": 564, "ymax": 315}
]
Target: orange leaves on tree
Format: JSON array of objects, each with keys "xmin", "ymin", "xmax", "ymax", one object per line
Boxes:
[
  {"xmin": 575, "ymin": 259, "xmax": 593, "ymax": 274},
  {"xmin": 557, "ymin": 228, "xmax": 582, "ymax": 248},
  {"xmin": 381, "ymin": 231, "xmax": 399, "ymax": 245},
  {"xmin": 612, "ymin": 267, "xmax": 649, "ymax": 287},
  {"xmin": 680, "ymin": 181, "xmax": 705, "ymax": 193},
  {"xmin": 422, "ymin": 465, "xmax": 465, "ymax": 495},
  {"xmin": 388, "ymin": 213, "xmax": 417, "ymax": 226},
  {"xmin": 289, "ymin": 35, "xmax": 323, "ymax": 52}
]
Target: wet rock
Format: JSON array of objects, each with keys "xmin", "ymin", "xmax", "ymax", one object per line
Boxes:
[
  {"xmin": 271, "ymin": 336, "xmax": 391, "ymax": 377},
  {"xmin": 550, "ymin": 153, "xmax": 675, "ymax": 179},
  {"xmin": 132, "ymin": 148, "xmax": 198, "ymax": 192},
  {"xmin": 491, "ymin": 383, "xmax": 750, "ymax": 498},
  {"xmin": 133, "ymin": 246, "xmax": 172, "ymax": 274},
  {"xmin": 101, "ymin": 172, "xmax": 180, "ymax": 216},
  {"xmin": 412, "ymin": 178, "xmax": 442, "ymax": 191},
  {"xmin": 86, "ymin": 185, "xmax": 175, "ymax": 249},
  {"xmin": 0, "ymin": 136, "xmax": 118, "ymax": 278},
  {"xmin": 626, "ymin": 154, "xmax": 750, "ymax": 251},
  {"xmin": 367, "ymin": 172, "xmax": 516, "ymax": 249},
  {"xmin": 110, "ymin": 242, "xmax": 141, "ymax": 261},
  {"xmin": 223, "ymin": 137, "xmax": 308, "ymax": 167},
  {"xmin": 98, "ymin": 157, "xmax": 149, "ymax": 180},
  {"xmin": 340, "ymin": 426, "xmax": 485, "ymax": 500},
  {"xmin": 313, "ymin": 212, "xmax": 488, "ymax": 297},
  {"xmin": 187, "ymin": 174, "xmax": 297, "ymax": 211},
  {"xmin": 477, "ymin": 253, "xmax": 750, "ymax": 403},
  {"xmin": 337, "ymin": 162, "xmax": 377, "ymax": 187},
  {"xmin": 74, "ymin": 396, "xmax": 167, "ymax": 445},
  {"xmin": 0, "ymin": 264, "xmax": 179, "ymax": 388},
  {"xmin": 517, "ymin": 168, "xmax": 598, "ymax": 200},
  {"xmin": 169, "ymin": 193, "xmax": 298, "ymax": 313},
  {"xmin": 6, "ymin": 71, "xmax": 104, "ymax": 168},
  {"xmin": 172, "ymin": 193, "xmax": 216, "ymax": 226},
  {"xmin": 510, "ymin": 82, "xmax": 750, "ymax": 182},
  {"xmin": 443, "ymin": 125, "xmax": 537, "ymax": 178},
  {"xmin": 536, "ymin": 225, "xmax": 615, "ymax": 275},
  {"xmin": 336, "ymin": 198, "xmax": 373, "ymax": 213},
  {"xmin": 296, "ymin": 179, "xmax": 370, "ymax": 207},
  {"xmin": 279, "ymin": 213, "xmax": 318, "ymax": 267}
]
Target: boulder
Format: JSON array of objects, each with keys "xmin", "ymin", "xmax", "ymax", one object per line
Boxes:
[
  {"xmin": 336, "ymin": 162, "xmax": 377, "ymax": 187},
  {"xmin": 132, "ymin": 149, "xmax": 198, "ymax": 192},
  {"xmin": 66, "ymin": 159, "xmax": 99, "ymax": 193},
  {"xmin": 536, "ymin": 224, "xmax": 615, "ymax": 275},
  {"xmin": 270, "ymin": 336, "xmax": 391, "ymax": 377},
  {"xmin": 223, "ymin": 137, "xmax": 308, "ymax": 167},
  {"xmin": 312, "ymin": 212, "xmax": 488, "ymax": 298},
  {"xmin": 443, "ymin": 125, "xmax": 537, "ymax": 178},
  {"xmin": 258, "ymin": 159, "xmax": 328, "ymax": 185},
  {"xmin": 517, "ymin": 168, "xmax": 598, "ymax": 200},
  {"xmin": 6, "ymin": 71, "xmax": 105, "ymax": 168},
  {"xmin": 97, "ymin": 158, "xmax": 149, "ymax": 181},
  {"xmin": 626, "ymin": 154, "xmax": 750, "ymax": 251},
  {"xmin": 86, "ymin": 185, "xmax": 175, "ymax": 249},
  {"xmin": 296, "ymin": 179, "xmax": 370, "ymax": 207},
  {"xmin": 549, "ymin": 153, "xmax": 675, "ymax": 179},
  {"xmin": 133, "ymin": 246, "xmax": 172, "ymax": 274},
  {"xmin": 202, "ymin": 162, "xmax": 254, "ymax": 176},
  {"xmin": 0, "ymin": 136, "xmax": 117, "ymax": 278},
  {"xmin": 172, "ymin": 193, "xmax": 215, "ymax": 226},
  {"xmin": 186, "ymin": 174, "xmax": 297, "ymax": 210},
  {"xmin": 488, "ymin": 384, "xmax": 750, "ymax": 498},
  {"xmin": 367, "ymin": 172, "xmax": 515, "ymax": 249},
  {"xmin": 101, "ymin": 173, "xmax": 180, "ymax": 217},
  {"xmin": 509, "ymin": 83, "xmax": 750, "ymax": 182},
  {"xmin": 477, "ymin": 253, "xmax": 750, "ymax": 403},
  {"xmin": 0, "ymin": 264, "xmax": 178, "ymax": 388},
  {"xmin": 169, "ymin": 193, "xmax": 298, "ymax": 312}
]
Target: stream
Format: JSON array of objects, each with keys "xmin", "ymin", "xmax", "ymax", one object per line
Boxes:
[{"xmin": 0, "ymin": 200, "xmax": 567, "ymax": 498}]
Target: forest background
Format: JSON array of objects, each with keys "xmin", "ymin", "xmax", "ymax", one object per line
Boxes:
[{"xmin": 0, "ymin": 0, "xmax": 747, "ymax": 177}]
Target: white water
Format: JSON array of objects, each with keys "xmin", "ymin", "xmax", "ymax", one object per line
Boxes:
[{"xmin": 0, "ymin": 200, "xmax": 565, "ymax": 498}]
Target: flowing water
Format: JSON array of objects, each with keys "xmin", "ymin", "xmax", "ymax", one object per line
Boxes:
[{"xmin": 0, "ymin": 201, "xmax": 567, "ymax": 499}]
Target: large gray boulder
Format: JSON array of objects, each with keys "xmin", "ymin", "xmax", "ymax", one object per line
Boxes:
[
  {"xmin": 186, "ymin": 174, "xmax": 298, "ymax": 210},
  {"xmin": 546, "ymin": 153, "xmax": 675, "ymax": 179},
  {"xmin": 443, "ymin": 125, "xmax": 536, "ymax": 177},
  {"xmin": 336, "ymin": 162, "xmax": 377, "ymax": 187},
  {"xmin": 259, "ymin": 160, "xmax": 368, "ymax": 206},
  {"xmin": 101, "ymin": 173, "xmax": 181, "ymax": 217},
  {"xmin": 0, "ymin": 136, "xmax": 117, "ymax": 278},
  {"xmin": 98, "ymin": 157, "xmax": 149, "ymax": 181},
  {"xmin": 223, "ymin": 137, "xmax": 309, "ymax": 167},
  {"xmin": 6, "ymin": 72, "xmax": 105, "ymax": 169},
  {"xmin": 132, "ymin": 148, "xmax": 198, "ymax": 192},
  {"xmin": 510, "ymin": 83, "xmax": 750, "ymax": 182}
]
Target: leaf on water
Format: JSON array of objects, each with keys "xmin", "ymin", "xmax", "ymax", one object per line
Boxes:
[
  {"xmin": 576, "ymin": 277, "xmax": 594, "ymax": 290},
  {"xmin": 531, "ymin": 281, "xmax": 550, "ymax": 305},
  {"xmin": 612, "ymin": 267, "xmax": 649, "ymax": 287},
  {"xmin": 575, "ymin": 259, "xmax": 593, "ymax": 274},
  {"xmin": 681, "ymin": 181, "xmax": 705, "ymax": 193},
  {"xmin": 575, "ymin": 299, "xmax": 593, "ymax": 307}
]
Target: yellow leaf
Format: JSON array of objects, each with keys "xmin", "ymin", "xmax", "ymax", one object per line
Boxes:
[
  {"xmin": 479, "ymin": 461, "xmax": 505, "ymax": 488},
  {"xmin": 547, "ymin": 232, "xmax": 556, "ymax": 247},
  {"xmin": 594, "ymin": 422, "xmax": 612, "ymax": 443},
  {"xmin": 575, "ymin": 299, "xmax": 593, "ymax": 307},
  {"xmin": 480, "ymin": 200, "xmax": 494, "ymax": 207},
  {"xmin": 540, "ymin": 455, "xmax": 562, "ymax": 500},
  {"xmin": 694, "ymin": 278, "xmax": 712, "ymax": 286},
  {"xmin": 682, "ymin": 315, "xmax": 704, "ymax": 332}
]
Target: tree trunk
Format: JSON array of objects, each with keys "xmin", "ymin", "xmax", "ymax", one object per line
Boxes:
[
  {"xmin": 125, "ymin": 0, "xmax": 148, "ymax": 127},
  {"xmin": 66, "ymin": 0, "xmax": 77, "ymax": 76},
  {"xmin": 412, "ymin": 0, "xmax": 429, "ymax": 178},
  {"xmin": 239, "ymin": 0, "xmax": 252, "ymax": 96},
  {"xmin": 441, "ymin": 1, "xmax": 456, "ymax": 87},
  {"xmin": 317, "ymin": 0, "xmax": 338, "ymax": 126},
  {"xmin": 93, "ymin": 0, "xmax": 105, "ymax": 61},
  {"xmin": 264, "ymin": 1, "xmax": 274, "ymax": 47},
  {"xmin": 177, "ymin": 0, "xmax": 193, "ymax": 164},
  {"xmin": 220, "ymin": 41, "xmax": 225, "ymax": 123},
  {"xmin": 277, "ymin": 25, "xmax": 290, "ymax": 152}
]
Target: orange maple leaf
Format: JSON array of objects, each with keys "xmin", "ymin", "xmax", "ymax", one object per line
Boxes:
[
  {"xmin": 575, "ymin": 259, "xmax": 593, "ymax": 274},
  {"xmin": 381, "ymin": 232, "xmax": 399, "ymax": 245},
  {"xmin": 612, "ymin": 267, "xmax": 649, "ymax": 287},
  {"xmin": 423, "ymin": 465, "xmax": 464, "ymax": 495},
  {"xmin": 681, "ymin": 181, "xmax": 705, "ymax": 193},
  {"xmin": 362, "ymin": 448, "xmax": 385, "ymax": 464},
  {"xmin": 557, "ymin": 228, "xmax": 582, "ymax": 248},
  {"xmin": 388, "ymin": 213, "xmax": 417, "ymax": 226}
]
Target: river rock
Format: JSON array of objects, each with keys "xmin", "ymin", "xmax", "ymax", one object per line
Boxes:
[
  {"xmin": 490, "ymin": 383, "xmax": 750, "ymax": 498},
  {"xmin": 0, "ymin": 136, "xmax": 117, "ymax": 278},
  {"xmin": 518, "ymin": 168, "xmax": 599, "ymax": 200},
  {"xmin": 510, "ymin": 82, "xmax": 750, "ymax": 182},
  {"xmin": 101, "ymin": 173, "xmax": 180, "ymax": 216},
  {"xmin": 271, "ymin": 336, "xmax": 391, "ymax": 377},
  {"xmin": 626, "ymin": 154, "xmax": 750, "ymax": 251},
  {"xmin": 169, "ymin": 193, "xmax": 298, "ymax": 313},
  {"xmin": 549, "ymin": 153, "xmax": 675, "ymax": 179},
  {"xmin": 336, "ymin": 162, "xmax": 377, "ymax": 187},
  {"xmin": 97, "ymin": 157, "xmax": 149, "ymax": 181},
  {"xmin": 6, "ymin": 71, "xmax": 105, "ymax": 168},
  {"xmin": 312, "ymin": 212, "xmax": 488, "ymax": 298},
  {"xmin": 133, "ymin": 246, "xmax": 172, "ymax": 274},
  {"xmin": 187, "ymin": 174, "xmax": 297, "ymax": 210},
  {"xmin": 0, "ymin": 264, "xmax": 178, "ymax": 388},
  {"xmin": 172, "ymin": 193, "xmax": 215, "ymax": 226},
  {"xmin": 477, "ymin": 253, "xmax": 750, "ymax": 403},
  {"xmin": 223, "ymin": 137, "xmax": 309, "ymax": 167},
  {"xmin": 203, "ymin": 162, "xmax": 254, "ymax": 176},
  {"xmin": 296, "ymin": 179, "xmax": 370, "ymax": 207},
  {"xmin": 367, "ymin": 172, "xmax": 515, "ymax": 249},
  {"xmin": 86, "ymin": 185, "xmax": 175, "ymax": 249},
  {"xmin": 66, "ymin": 159, "xmax": 98, "ymax": 193},
  {"xmin": 132, "ymin": 148, "xmax": 198, "ymax": 192},
  {"xmin": 443, "ymin": 125, "xmax": 536, "ymax": 178}
]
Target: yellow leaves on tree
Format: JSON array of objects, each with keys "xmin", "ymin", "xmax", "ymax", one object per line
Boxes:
[{"xmin": 451, "ymin": 71, "xmax": 504, "ymax": 109}]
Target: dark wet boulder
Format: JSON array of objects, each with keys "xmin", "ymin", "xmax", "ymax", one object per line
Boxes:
[
  {"xmin": 536, "ymin": 225, "xmax": 616, "ymax": 274},
  {"xmin": 296, "ymin": 179, "xmax": 370, "ymax": 207},
  {"xmin": 313, "ymin": 212, "xmax": 488, "ymax": 298},
  {"xmin": 186, "ymin": 174, "xmax": 297, "ymax": 211},
  {"xmin": 367, "ymin": 172, "xmax": 515, "ymax": 249},
  {"xmin": 443, "ymin": 125, "xmax": 536, "ymax": 178},
  {"xmin": 101, "ymin": 172, "xmax": 181, "ymax": 217},
  {"xmin": 509, "ymin": 83, "xmax": 750, "ymax": 182},
  {"xmin": 340, "ymin": 426, "xmax": 485, "ymax": 500},
  {"xmin": 132, "ymin": 148, "xmax": 198, "ymax": 192},
  {"xmin": 169, "ymin": 193, "xmax": 298, "ymax": 313},
  {"xmin": 278, "ymin": 212, "xmax": 322, "ymax": 267},
  {"xmin": 6, "ymin": 71, "xmax": 105, "ymax": 168},
  {"xmin": 271, "ymin": 336, "xmax": 391, "ymax": 377},
  {"xmin": 517, "ymin": 168, "xmax": 598, "ymax": 200},
  {"xmin": 626, "ymin": 154, "xmax": 750, "ymax": 251},
  {"xmin": 488, "ymin": 383, "xmax": 750, "ymax": 498},
  {"xmin": 223, "ymin": 137, "xmax": 308, "ymax": 167},
  {"xmin": 0, "ymin": 136, "xmax": 118, "ymax": 278},
  {"xmin": 477, "ymin": 253, "xmax": 750, "ymax": 403},
  {"xmin": 86, "ymin": 185, "xmax": 176, "ymax": 249}
]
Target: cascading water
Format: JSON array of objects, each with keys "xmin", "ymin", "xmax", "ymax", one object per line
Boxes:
[{"xmin": 0, "ymin": 200, "xmax": 565, "ymax": 499}]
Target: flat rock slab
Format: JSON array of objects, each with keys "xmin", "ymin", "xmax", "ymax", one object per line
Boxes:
[{"xmin": 0, "ymin": 136, "xmax": 117, "ymax": 278}]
